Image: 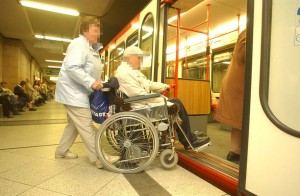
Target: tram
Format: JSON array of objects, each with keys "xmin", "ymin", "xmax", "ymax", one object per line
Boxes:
[{"xmin": 100, "ymin": 0, "xmax": 300, "ymax": 195}]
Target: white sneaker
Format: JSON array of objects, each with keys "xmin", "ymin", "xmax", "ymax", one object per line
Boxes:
[
  {"xmin": 95, "ymin": 160, "xmax": 103, "ymax": 169},
  {"xmin": 106, "ymin": 155, "xmax": 120, "ymax": 164},
  {"xmin": 55, "ymin": 150, "xmax": 78, "ymax": 159},
  {"xmin": 103, "ymin": 151, "xmax": 120, "ymax": 164}
]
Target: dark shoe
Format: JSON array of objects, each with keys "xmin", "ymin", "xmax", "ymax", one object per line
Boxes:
[
  {"xmin": 18, "ymin": 109, "xmax": 26, "ymax": 112},
  {"xmin": 13, "ymin": 111, "xmax": 22, "ymax": 115},
  {"xmin": 167, "ymin": 103, "xmax": 180, "ymax": 115},
  {"xmin": 29, "ymin": 108, "xmax": 37, "ymax": 111},
  {"xmin": 227, "ymin": 151, "xmax": 240, "ymax": 161},
  {"xmin": 184, "ymin": 137, "xmax": 210, "ymax": 150},
  {"xmin": 194, "ymin": 131, "xmax": 204, "ymax": 137}
]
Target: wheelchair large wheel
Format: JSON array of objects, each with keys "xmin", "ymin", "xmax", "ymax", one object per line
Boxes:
[
  {"xmin": 95, "ymin": 111, "xmax": 159, "ymax": 173},
  {"xmin": 159, "ymin": 149, "xmax": 178, "ymax": 169}
]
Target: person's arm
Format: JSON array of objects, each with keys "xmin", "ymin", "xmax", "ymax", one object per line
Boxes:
[
  {"xmin": 6, "ymin": 88, "xmax": 14, "ymax": 95},
  {"xmin": 0, "ymin": 87, "xmax": 5, "ymax": 96},
  {"xmin": 27, "ymin": 84, "xmax": 35, "ymax": 91},
  {"xmin": 14, "ymin": 86, "xmax": 27, "ymax": 97},
  {"xmin": 63, "ymin": 39, "xmax": 98, "ymax": 90},
  {"xmin": 147, "ymin": 80, "xmax": 169, "ymax": 93},
  {"xmin": 137, "ymin": 71, "xmax": 169, "ymax": 93}
]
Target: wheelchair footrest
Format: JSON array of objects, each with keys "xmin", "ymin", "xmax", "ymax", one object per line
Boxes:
[{"xmin": 193, "ymin": 142, "xmax": 212, "ymax": 152}]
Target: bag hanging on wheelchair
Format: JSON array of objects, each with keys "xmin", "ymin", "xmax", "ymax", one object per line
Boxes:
[{"xmin": 89, "ymin": 90, "xmax": 109, "ymax": 124}]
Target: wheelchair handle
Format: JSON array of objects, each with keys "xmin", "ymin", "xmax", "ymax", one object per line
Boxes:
[{"xmin": 161, "ymin": 83, "xmax": 176, "ymax": 96}]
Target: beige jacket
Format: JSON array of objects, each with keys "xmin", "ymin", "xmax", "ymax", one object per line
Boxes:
[
  {"xmin": 115, "ymin": 62, "xmax": 169, "ymax": 108},
  {"xmin": 213, "ymin": 30, "xmax": 246, "ymax": 130}
]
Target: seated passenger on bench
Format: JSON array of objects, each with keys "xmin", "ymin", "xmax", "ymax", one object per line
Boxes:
[{"xmin": 115, "ymin": 46, "xmax": 210, "ymax": 150}]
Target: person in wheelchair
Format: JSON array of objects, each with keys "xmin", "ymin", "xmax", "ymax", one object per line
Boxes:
[{"xmin": 114, "ymin": 46, "xmax": 210, "ymax": 150}]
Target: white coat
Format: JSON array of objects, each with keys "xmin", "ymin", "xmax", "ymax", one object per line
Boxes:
[{"xmin": 55, "ymin": 35, "xmax": 102, "ymax": 108}]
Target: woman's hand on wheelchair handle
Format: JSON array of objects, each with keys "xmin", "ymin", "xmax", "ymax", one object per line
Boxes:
[{"xmin": 92, "ymin": 80, "xmax": 103, "ymax": 90}]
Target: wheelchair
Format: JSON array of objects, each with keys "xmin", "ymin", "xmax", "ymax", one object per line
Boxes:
[{"xmin": 94, "ymin": 79, "xmax": 210, "ymax": 173}]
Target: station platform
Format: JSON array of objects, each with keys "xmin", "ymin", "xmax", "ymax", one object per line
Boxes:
[{"xmin": 0, "ymin": 101, "xmax": 228, "ymax": 196}]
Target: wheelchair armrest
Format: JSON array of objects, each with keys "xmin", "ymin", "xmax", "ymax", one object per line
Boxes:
[
  {"xmin": 100, "ymin": 87, "xmax": 110, "ymax": 92},
  {"xmin": 102, "ymin": 77, "xmax": 120, "ymax": 92},
  {"xmin": 102, "ymin": 82, "xmax": 110, "ymax": 89},
  {"xmin": 123, "ymin": 93, "xmax": 161, "ymax": 103}
]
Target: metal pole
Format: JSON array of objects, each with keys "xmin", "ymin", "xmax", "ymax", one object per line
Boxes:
[
  {"xmin": 205, "ymin": 4, "xmax": 211, "ymax": 80},
  {"xmin": 174, "ymin": 8, "xmax": 181, "ymax": 97}
]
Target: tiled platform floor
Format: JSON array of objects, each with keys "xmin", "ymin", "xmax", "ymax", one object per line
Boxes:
[{"xmin": 0, "ymin": 101, "xmax": 228, "ymax": 196}]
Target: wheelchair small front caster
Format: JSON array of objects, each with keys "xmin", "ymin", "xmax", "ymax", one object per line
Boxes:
[{"xmin": 160, "ymin": 149, "xmax": 178, "ymax": 169}]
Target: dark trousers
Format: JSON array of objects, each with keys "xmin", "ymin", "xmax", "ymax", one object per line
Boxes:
[
  {"xmin": 18, "ymin": 96, "xmax": 31, "ymax": 108},
  {"xmin": 168, "ymin": 98, "xmax": 197, "ymax": 147},
  {"xmin": 0, "ymin": 95, "xmax": 12, "ymax": 117},
  {"xmin": 8, "ymin": 95, "xmax": 18, "ymax": 105}
]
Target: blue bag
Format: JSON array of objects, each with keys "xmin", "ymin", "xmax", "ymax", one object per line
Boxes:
[{"xmin": 89, "ymin": 90, "xmax": 109, "ymax": 124}]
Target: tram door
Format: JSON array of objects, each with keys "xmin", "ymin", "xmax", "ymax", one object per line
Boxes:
[{"xmin": 239, "ymin": 0, "xmax": 300, "ymax": 195}]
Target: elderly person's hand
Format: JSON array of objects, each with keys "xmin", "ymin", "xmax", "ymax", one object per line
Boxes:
[{"xmin": 91, "ymin": 80, "xmax": 103, "ymax": 90}]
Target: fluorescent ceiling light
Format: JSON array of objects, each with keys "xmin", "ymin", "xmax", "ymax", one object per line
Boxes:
[
  {"xmin": 132, "ymin": 23, "xmax": 140, "ymax": 29},
  {"xmin": 35, "ymin": 35, "xmax": 72, "ymax": 42},
  {"xmin": 109, "ymin": 44, "xmax": 116, "ymax": 49},
  {"xmin": 19, "ymin": 0, "xmax": 79, "ymax": 16},
  {"xmin": 141, "ymin": 26, "xmax": 153, "ymax": 33},
  {"xmin": 50, "ymin": 76, "xmax": 58, "ymax": 81},
  {"xmin": 222, "ymin": 61, "xmax": 231, "ymax": 64},
  {"xmin": 118, "ymin": 50, "xmax": 124, "ymax": 56},
  {"xmin": 46, "ymin": 60, "xmax": 63, "ymax": 63},
  {"xmin": 168, "ymin": 12, "xmax": 186, "ymax": 23},
  {"xmin": 48, "ymin": 66, "xmax": 61, "ymax": 69}
]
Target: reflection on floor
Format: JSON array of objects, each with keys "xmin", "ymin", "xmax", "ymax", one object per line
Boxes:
[
  {"xmin": 0, "ymin": 101, "xmax": 228, "ymax": 196},
  {"xmin": 188, "ymin": 119, "xmax": 240, "ymax": 180},
  {"xmin": 205, "ymin": 122, "xmax": 231, "ymax": 160}
]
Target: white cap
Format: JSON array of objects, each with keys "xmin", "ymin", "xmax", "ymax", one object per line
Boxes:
[{"xmin": 123, "ymin": 46, "xmax": 148, "ymax": 57}]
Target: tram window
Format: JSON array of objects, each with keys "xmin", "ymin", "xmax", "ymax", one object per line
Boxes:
[
  {"xmin": 101, "ymin": 56, "xmax": 107, "ymax": 80},
  {"xmin": 109, "ymin": 42, "xmax": 125, "ymax": 77},
  {"xmin": 166, "ymin": 61, "xmax": 175, "ymax": 78},
  {"xmin": 126, "ymin": 30, "xmax": 138, "ymax": 48},
  {"xmin": 182, "ymin": 55, "xmax": 206, "ymax": 80},
  {"xmin": 211, "ymin": 49, "xmax": 233, "ymax": 93},
  {"xmin": 140, "ymin": 13, "xmax": 154, "ymax": 79}
]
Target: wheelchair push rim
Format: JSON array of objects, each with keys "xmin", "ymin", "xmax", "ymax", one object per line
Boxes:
[{"xmin": 96, "ymin": 111, "xmax": 159, "ymax": 173}]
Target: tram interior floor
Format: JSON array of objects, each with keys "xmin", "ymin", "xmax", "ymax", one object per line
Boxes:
[
  {"xmin": 204, "ymin": 122, "xmax": 232, "ymax": 160},
  {"xmin": 0, "ymin": 101, "xmax": 229, "ymax": 196}
]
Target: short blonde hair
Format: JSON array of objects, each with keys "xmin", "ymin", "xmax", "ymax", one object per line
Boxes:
[{"xmin": 79, "ymin": 16, "xmax": 100, "ymax": 34}]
